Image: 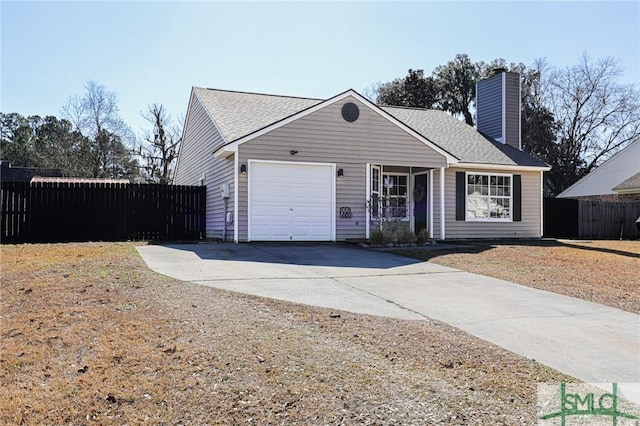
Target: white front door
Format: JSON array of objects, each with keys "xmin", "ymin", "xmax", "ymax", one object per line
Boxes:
[{"xmin": 248, "ymin": 161, "xmax": 335, "ymax": 241}]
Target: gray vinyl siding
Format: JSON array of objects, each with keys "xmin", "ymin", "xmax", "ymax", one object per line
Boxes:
[
  {"xmin": 236, "ymin": 96, "xmax": 448, "ymax": 242},
  {"xmin": 173, "ymin": 94, "xmax": 235, "ymax": 239},
  {"xmin": 432, "ymin": 168, "xmax": 542, "ymax": 239},
  {"xmin": 476, "ymin": 74, "xmax": 503, "ymax": 141},
  {"xmin": 504, "ymin": 73, "xmax": 521, "ymax": 150}
]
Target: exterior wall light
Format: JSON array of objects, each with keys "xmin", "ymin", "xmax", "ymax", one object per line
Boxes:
[
  {"xmin": 337, "ymin": 168, "xmax": 344, "ymax": 178},
  {"xmin": 240, "ymin": 164, "xmax": 247, "ymax": 174}
]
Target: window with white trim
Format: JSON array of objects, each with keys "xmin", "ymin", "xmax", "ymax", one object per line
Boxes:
[
  {"xmin": 382, "ymin": 174, "xmax": 408, "ymax": 219},
  {"xmin": 466, "ymin": 173, "xmax": 512, "ymax": 221},
  {"xmin": 370, "ymin": 167, "xmax": 409, "ymax": 220}
]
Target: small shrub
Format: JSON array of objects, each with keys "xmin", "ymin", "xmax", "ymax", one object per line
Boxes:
[
  {"xmin": 397, "ymin": 230, "xmax": 417, "ymax": 244},
  {"xmin": 370, "ymin": 229, "xmax": 393, "ymax": 246},
  {"xmin": 416, "ymin": 229, "xmax": 431, "ymax": 244}
]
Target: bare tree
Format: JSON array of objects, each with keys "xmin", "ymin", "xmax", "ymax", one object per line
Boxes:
[
  {"xmin": 61, "ymin": 81, "xmax": 138, "ymax": 179},
  {"xmin": 361, "ymin": 82, "xmax": 382, "ymax": 103},
  {"xmin": 546, "ymin": 54, "xmax": 640, "ymax": 194},
  {"xmin": 137, "ymin": 104, "xmax": 180, "ymax": 184}
]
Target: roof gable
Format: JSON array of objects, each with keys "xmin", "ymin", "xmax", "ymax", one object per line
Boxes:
[{"xmin": 211, "ymin": 89, "xmax": 458, "ymax": 163}]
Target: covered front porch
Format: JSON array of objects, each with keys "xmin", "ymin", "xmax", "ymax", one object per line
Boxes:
[{"xmin": 365, "ymin": 164, "xmax": 446, "ymax": 241}]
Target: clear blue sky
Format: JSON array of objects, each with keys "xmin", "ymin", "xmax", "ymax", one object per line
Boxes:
[{"xmin": 2, "ymin": 1, "xmax": 639, "ymax": 139}]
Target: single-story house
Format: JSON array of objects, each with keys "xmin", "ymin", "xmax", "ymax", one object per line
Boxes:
[
  {"xmin": 612, "ymin": 172, "xmax": 640, "ymax": 196},
  {"xmin": 173, "ymin": 70, "xmax": 550, "ymax": 242},
  {"xmin": 557, "ymin": 138, "xmax": 640, "ymax": 199}
]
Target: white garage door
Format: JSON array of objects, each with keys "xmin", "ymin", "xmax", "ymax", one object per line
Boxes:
[{"xmin": 249, "ymin": 161, "xmax": 335, "ymax": 241}]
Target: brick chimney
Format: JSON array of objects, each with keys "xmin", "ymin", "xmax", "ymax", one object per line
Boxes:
[{"xmin": 476, "ymin": 69, "xmax": 521, "ymax": 150}]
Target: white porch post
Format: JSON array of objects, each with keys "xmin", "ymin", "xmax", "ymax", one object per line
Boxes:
[
  {"xmin": 439, "ymin": 167, "xmax": 445, "ymax": 240},
  {"xmin": 365, "ymin": 163, "xmax": 371, "ymax": 239},
  {"xmin": 429, "ymin": 169, "xmax": 434, "ymax": 239}
]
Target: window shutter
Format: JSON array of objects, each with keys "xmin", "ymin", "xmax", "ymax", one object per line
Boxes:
[
  {"xmin": 456, "ymin": 172, "xmax": 465, "ymax": 221},
  {"xmin": 513, "ymin": 174, "xmax": 522, "ymax": 222}
]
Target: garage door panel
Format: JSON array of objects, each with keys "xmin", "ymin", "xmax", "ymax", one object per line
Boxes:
[
  {"xmin": 249, "ymin": 162, "xmax": 334, "ymax": 241},
  {"xmin": 291, "ymin": 186, "xmax": 314, "ymax": 199},
  {"xmin": 312, "ymin": 207, "xmax": 331, "ymax": 219}
]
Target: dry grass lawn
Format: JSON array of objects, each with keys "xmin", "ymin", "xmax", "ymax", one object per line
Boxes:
[
  {"xmin": 392, "ymin": 239, "xmax": 640, "ymax": 314},
  {"xmin": 0, "ymin": 242, "xmax": 573, "ymax": 425}
]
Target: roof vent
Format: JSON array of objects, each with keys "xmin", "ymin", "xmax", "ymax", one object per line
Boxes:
[{"xmin": 341, "ymin": 102, "xmax": 359, "ymax": 122}]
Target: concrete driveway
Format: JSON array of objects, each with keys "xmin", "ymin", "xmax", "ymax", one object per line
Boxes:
[{"xmin": 137, "ymin": 242, "xmax": 640, "ymax": 402}]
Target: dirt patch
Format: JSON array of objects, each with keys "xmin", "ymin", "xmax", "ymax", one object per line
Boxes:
[
  {"xmin": 1, "ymin": 242, "xmax": 571, "ymax": 424},
  {"xmin": 392, "ymin": 240, "xmax": 640, "ymax": 313}
]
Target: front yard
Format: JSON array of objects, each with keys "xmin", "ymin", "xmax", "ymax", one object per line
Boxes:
[
  {"xmin": 0, "ymin": 242, "xmax": 640, "ymax": 425},
  {"xmin": 0, "ymin": 242, "xmax": 576, "ymax": 425},
  {"xmin": 392, "ymin": 239, "xmax": 639, "ymax": 313}
]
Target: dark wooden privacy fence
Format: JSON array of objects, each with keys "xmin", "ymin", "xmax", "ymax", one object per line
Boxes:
[
  {"xmin": 544, "ymin": 198, "xmax": 640, "ymax": 239},
  {"xmin": 1, "ymin": 182, "xmax": 206, "ymax": 243},
  {"xmin": 578, "ymin": 200, "xmax": 640, "ymax": 239},
  {"xmin": 544, "ymin": 198, "xmax": 579, "ymax": 238}
]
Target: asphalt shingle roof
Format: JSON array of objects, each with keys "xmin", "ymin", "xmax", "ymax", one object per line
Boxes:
[
  {"xmin": 194, "ymin": 87, "xmax": 548, "ymax": 167},
  {"xmin": 381, "ymin": 106, "xmax": 547, "ymax": 167},
  {"xmin": 612, "ymin": 171, "xmax": 640, "ymax": 191},
  {"xmin": 193, "ymin": 87, "xmax": 321, "ymax": 142}
]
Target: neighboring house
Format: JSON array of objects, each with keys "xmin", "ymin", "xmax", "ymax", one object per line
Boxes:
[
  {"xmin": 0, "ymin": 160, "xmax": 63, "ymax": 182},
  {"xmin": 30, "ymin": 177, "xmax": 130, "ymax": 184},
  {"xmin": 557, "ymin": 138, "xmax": 640, "ymax": 199},
  {"xmin": 612, "ymin": 172, "xmax": 640, "ymax": 196},
  {"xmin": 173, "ymin": 70, "xmax": 550, "ymax": 242}
]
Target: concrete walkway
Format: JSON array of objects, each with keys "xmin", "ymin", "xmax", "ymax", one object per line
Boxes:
[{"xmin": 137, "ymin": 242, "xmax": 640, "ymax": 403}]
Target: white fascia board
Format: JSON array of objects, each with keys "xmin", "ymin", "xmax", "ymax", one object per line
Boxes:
[
  {"xmin": 188, "ymin": 90, "xmax": 229, "ymax": 157},
  {"xmin": 451, "ymin": 163, "xmax": 551, "ymax": 172},
  {"xmin": 173, "ymin": 89, "xmax": 196, "ymax": 181},
  {"xmin": 211, "ymin": 89, "xmax": 459, "ymax": 165},
  {"xmin": 214, "ymin": 144, "xmax": 236, "ymax": 159},
  {"xmin": 195, "ymin": 90, "xmax": 228, "ymax": 147},
  {"xmin": 614, "ymin": 188, "xmax": 640, "ymax": 195}
]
